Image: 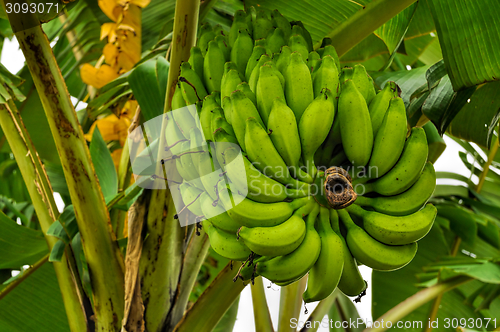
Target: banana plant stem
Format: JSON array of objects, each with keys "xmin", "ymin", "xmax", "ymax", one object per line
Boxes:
[
  {"xmin": 300, "ymin": 289, "xmax": 340, "ymax": 332},
  {"xmin": 278, "ymin": 276, "xmax": 308, "ymax": 332},
  {"xmin": 363, "ymin": 276, "xmax": 472, "ymax": 332},
  {"xmin": 476, "ymin": 133, "xmax": 499, "ymax": 194},
  {"xmin": 251, "ymin": 277, "xmax": 275, "ymax": 332},
  {"xmin": 324, "ymin": 0, "xmax": 417, "ymax": 56},
  {"xmin": 173, "ymin": 262, "xmax": 248, "ymax": 332},
  {"xmin": 0, "ymin": 254, "xmax": 49, "ymax": 301}
]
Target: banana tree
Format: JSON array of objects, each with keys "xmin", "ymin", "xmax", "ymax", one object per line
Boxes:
[{"xmin": 0, "ymin": 0, "xmax": 499, "ymax": 331}]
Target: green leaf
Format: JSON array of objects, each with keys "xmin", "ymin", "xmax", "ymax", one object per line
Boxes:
[
  {"xmin": 423, "ymin": 121, "xmax": 446, "ymax": 164},
  {"xmin": 427, "ymin": 0, "xmax": 500, "ymax": 90},
  {"xmin": 375, "ymin": 3, "xmax": 417, "ymax": 53},
  {"xmin": 46, "ymin": 220, "xmax": 70, "ymax": 243},
  {"xmin": 48, "ymin": 239, "xmax": 66, "ymax": 262},
  {"xmin": 436, "ymin": 205, "xmax": 478, "ymax": 245},
  {"xmin": 0, "ymin": 263, "xmax": 70, "ymax": 332},
  {"xmin": 128, "ymin": 57, "xmax": 169, "ymax": 122},
  {"xmin": 212, "ymin": 295, "xmax": 240, "ymax": 332},
  {"xmin": 89, "ymin": 128, "xmax": 118, "ymax": 200},
  {"xmin": 0, "ymin": 210, "xmax": 47, "ymax": 269},
  {"xmin": 432, "ymin": 185, "xmax": 469, "ymax": 198},
  {"xmin": 405, "ymin": 0, "xmax": 435, "ymax": 39},
  {"xmin": 439, "ymin": 261, "xmax": 500, "ymax": 284},
  {"xmin": 447, "ymin": 81, "xmax": 500, "ymax": 149}
]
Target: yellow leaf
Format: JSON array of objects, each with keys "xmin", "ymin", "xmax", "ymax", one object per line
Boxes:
[
  {"xmin": 80, "ymin": 64, "xmax": 119, "ymax": 89},
  {"xmin": 98, "ymin": 0, "xmax": 122, "ymax": 21},
  {"xmin": 103, "ymin": 43, "xmax": 119, "ymax": 67},
  {"xmin": 101, "ymin": 23, "xmax": 117, "ymax": 40}
]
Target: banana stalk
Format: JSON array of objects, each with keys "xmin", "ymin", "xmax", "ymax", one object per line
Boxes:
[
  {"xmin": 173, "ymin": 262, "xmax": 248, "ymax": 332},
  {"xmin": 299, "ymin": 289, "xmax": 340, "ymax": 332},
  {"xmin": 0, "ymin": 101, "xmax": 87, "ymax": 331},
  {"xmin": 278, "ymin": 277, "xmax": 307, "ymax": 332},
  {"xmin": 3, "ymin": 7, "xmax": 125, "ymax": 330},
  {"xmin": 251, "ymin": 277, "xmax": 275, "ymax": 332}
]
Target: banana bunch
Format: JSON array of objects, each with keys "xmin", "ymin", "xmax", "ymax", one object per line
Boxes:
[{"xmin": 164, "ymin": 7, "xmax": 437, "ymax": 303}]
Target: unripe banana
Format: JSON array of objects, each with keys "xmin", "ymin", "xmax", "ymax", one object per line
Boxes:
[
  {"xmin": 319, "ymin": 119, "xmax": 341, "ymax": 167},
  {"xmin": 222, "ymin": 96, "xmax": 233, "ymax": 125},
  {"xmin": 203, "ymin": 220, "xmax": 251, "ymax": 261},
  {"xmin": 363, "ymin": 127, "xmax": 428, "ymax": 196},
  {"xmin": 188, "ymin": 46, "xmax": 204, "ymax": 80},
  {"xmin": 352, "ymin": 64, "xmax": 376, "ymax": 104},
  {"xmin": 229, "ymin": 10, "xmax": 249, "ymax": 47},
  {"xmin": 231, "ymin": 90, "xmax": 264, "ymax": 151},
  {"xmin": 237, "ymin": 199, "xmax": 315, "ymax": 257},
  {"xmin": 355, "ymin": 162, "xmax": 436, "ymax": 216},
  {"xmin": 179, "ymin": 182, "xmax": 205, "ymax": 216},
  {"xmin": 245, "ymin": 6, "xmax": 255, "ymax": 36},
  {"xmin": 231, "ymin": 29, "xmax": 254, "ymax": 76},
  {"xmin": 347, "ymin": 203, "xmax": 437, "ymax": 246},
  {"xmin": 264, "ymin": 60, "xmax": 285, "ymax": 88},
  {"xmin": 303, "ymin": 207, "xmax": 344, "ymax": 303},
  {"xmin": 221, "ymin": 66, "xmax": 243, "ymax": 101},
  {"xmin": 178, "ymin": 140, "xmax": 203, "ymax": 184},
  {"xmin": 266, "ymin": 27, "xmax": 286, "ymax": 54},
  {"xmin": 201, "ymin": 194, "xmax": 241, "ymax": 233},
  {"xmin": 331, "ymin": 210, "xmax": 367, "ymax": 297},
  {"xmin": 203, "ymin": 40, "xmax": 225, "ymax": 93},
  {"xmin": 276, "ymin": 45, "xmax": 291, "ymax": 74},
  {"xmin": 212, "ymin": 112, "xmax": 235, "ymax": 139},
  {"xmin": 189, "ymin": 126, "xmax": 206, "ymax": 168},
  {"xmin": 171, "ymin": 82, "xmax": 187, "ymax": 111},
  {"xmin": 299, "ymin": 89, "xmax": 336, "ymax": 177},
  {"xmin": 366, "ymin": 97, "xmax": 408, "ymax": 179},
  {"xmin": 271, "ymin": 9, "xmax": 292, "ymax": 41},
  {"xmin": 338, "ymin": 209, "xmax": 418, "ymax": 271},
  {"xmin": 369, "ymin": 81, "xmax": 398, "ymax": 136},
  {"xmin": 307, "ymin": 51, "xmax": 320, "ymax": 73},
  {"xmin": 212, "ymin": 24, "xmax": 225, "ymax": 36},
  {"xmin": 212, "ymin": 127, "xmax": 238, "ymax": 167},
  {"xmin": 179, "ymin": 62, "xmax": 208, "ymax": 105},
  {"xmin": 339, "ymin": 67, "xmax": 353, "ymax": 84},
  {"xmin": 313, "ymin": 55, "xmax": 340, "ymax": 99},
  {"xmin": 197, "ymin": 143, "xmax": 223, "ymax": 200},
  {"xmin": 165, "ymin": 112, "xmax": 187, "ymax": 155},
  {"xmin": 236, "ymin": 82, "xmax": 257, "ymax": 107},
  {"xmin": 245, "ymin": 117, "xmax": 298, "ymax": 186},
  {"xmin": 172, "ymin": 103, "xmax": 198, "ymax": 137},
  {"xmin": 200, "ymin": 92, "xmax": 220, "ymax": 141},
  {"xmin": 215, "ymin": 35, "xmax": 230, "ymax": 61},
  {"xmin": 253, "ymin": 10, "xmax": 273, "ymax": 40},
  {"xmin": 338, "ymin": 79, "xmax": 373, "ymax": 166},
  {"xmin": 249, "ymin": 54, "xmax": 272, "ymax": 93},
  {"xmin": 267, "ymin": 98, "xmax": 301, "ymax": 170},
  {"xmin": 198, "ymin": 23, "xmax": 216, "ymax": 56},
  {"xmin": 291, "ymin": 23, "xmax": 313, "ymax": 53},
  {"xmin": 256, "ymin": 64, "xmax": 286, "ymax": 125},
  {"xmin": 251, "ymin": 203, "xmax": 322, "ymax": 282},
  {"xmin": 284, "ymin": 52, "xmax": 314, "ymax": 123},
  {"xmin": 321, "ymin": 45, "xmax": 340, "ymax": 71},
  {"xmin": 245, "ymin": 45, "xmax": 267, "ymax": 81},
  {"xmin": 289, "ymin": 34, "xmax": 309, "ymax": 62}
]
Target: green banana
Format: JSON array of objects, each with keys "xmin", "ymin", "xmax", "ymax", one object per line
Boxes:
[
  {"xmin": 307, "ymin": 51, "xmax": 320, "ymax": 73},
  {"xmin": 165, "ymin": 113, "xmax": 187, "ymax": 155},
  {"xmin": 221, "ymin": 67, "xmax": 242, "ymax": 101},
  {"xmin": 212, "ymin": 127, "xmax": 238, "ymax": 167},
  {"xmin": 271, "ymin": 9, "xmax": 292, "ymax": 41},
  {"xmin": 236, "ymin": 81, "xmax": 257, "ymax": 107},
  {"xmin": 256, "ymin": 64, "xmax": 286, "ymax": 125},
  {"xmin": 215, "ymin": 35, "xmax": 230, "ymax": 61},
  {"xmin": 303, "ymin": 207, "xmax": 344, "ymax": 303},
  {"xmin": 313, "ymin": 55, "xmax": 339, "ymax": 99},
  {"xmin": 229, "ymin": 10, "xmax": 249, "ymax": 47},
  {"xmin": 352, "ymin": 64, "xmax": 376, "ymax": 104},
  {"xmin": 369, "ymin": 81, "xmax": 398, "ymax": 136},
  {"xmin": 363, "ymin": 127, "xmax": 428, "ymax": 196},
  {"xmin": 267, "ymin": 98, "xmax": 301, "ymax": 170},
  {"xmin": 201, "ymin": 194, "xmax": 241, "ymax": 233},
  {"xmin": 339, "ymin": 67, "xmax": 353, "ymax": 84},
  {"xmin": 245, "ymin": 117, "xmax": 298, "ymax": 186},
  {"xmin": 203, "ymin": 40, "xmax": 225, "ymax": 93},
  {"xmin": 289, "ymin": 34, "xmax": 309, "ymax": 61},
  {"xmin": 245, "ymin": 45, "xmax": 267, "ymax": 81},
  {"xmin": 338, "ymin": 209, "xmax": 418, "ymax": 271},
  {"xmin": 321, "ymin": 45, "xmax": 340, "ymax": 70},
  {"xmin": 248, "ymin": 54, "xmax": 272, "ymax": 93},
  {"xmin": 188, "ymin": 46, "xmax": 204, "ymax": 80},
  {"xmin": 355, "ymin": 162, "xmax": 436, "ymax": 216},
  {"xmin": 172, "ymin": 104, "xmax": 198, "ymax": 140},
  {"xmin": 200, "ymin": 92, "xmax": 220, "ymax": 141},
  {"xmin": 198, "ymin": 23, "xmax": 216, "ymax": 56},
  {"xmin": 179, "ymin": 62, "xmax": 208, "ymax": 105},
  {"xmin": 366, "ymin": 97, "xmax": 408, "ymax": 179},
  {"xmin": 237, "ymin": 199, "xmax": 315, "ymax": 257},
  {"xmin": 231, "ymin": 90, "xmax": 264, "ymax": 151},
  {"xmin": 230, "ymin": 29, "xmax": 254, "ymax": 76},
  {"xmin": 171, "ymin": 82, "xmax": 187, "ymax": 111},
  {"xmin": 212, "ymin": 24, "xmax": 225, "ymax": 36},
  {"xmin": 219, "ymin": 185, "xmax": 310, "ymax": 228},
  {"xmin": 347, "ymin": 204, "xmax": 437, "ymax": 245},
  {"xmin": 203, "ymin": 220, "xmax": 251, "ymax": 261},
  {"xmin": 331, "ymin": 210, "xmax": 367, "ymax": 297},
  {"xmin": 251, "ymin": 203, "xmax": 322, "ymax": 282},
  {"xmin": 179, "ymin": 182, "xmax": 205, "ymax": 216},
  {"xmin": 338, "ymin": 79, "xmax": 373, "ymax": 166},
  {"xmin": 299, "ymin": 89, "xmax": 336, "ymax": 177},
  {"xmin": 319, "ymin": 119, "xmax": 341, "ymax": 167},
  {"xmin": 291, "ymin": 23, "xmax": 313, "ymax": 53},
  {"xmin": 212, "ymin": 111, "xmax": 235, "ymax": 139},
  {"xmin": 197, "ymin": 143, "xmax": 223, "ymax": 200},
  {"xmin": 253, "ymin": 10, "xmax": 273, "ymax": 40},
  {"xmin": 284, "ymin": 52, "xmax": 314, "ymax": 123},
  {"xmin": 222, "ymin": 96, "xmax": 233, "ymax": 125},
  {"xmin": 276, "ymin": 45, "xmax": 291, "ymax": 74},
  {"xmin": 266, "ymin": 27, "xmax": 286, "ymax": 54}
]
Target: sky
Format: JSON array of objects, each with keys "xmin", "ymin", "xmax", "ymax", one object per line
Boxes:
[{"xmin": 1, "ymin": 36, "xmax": 473, "ymax": 332}]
